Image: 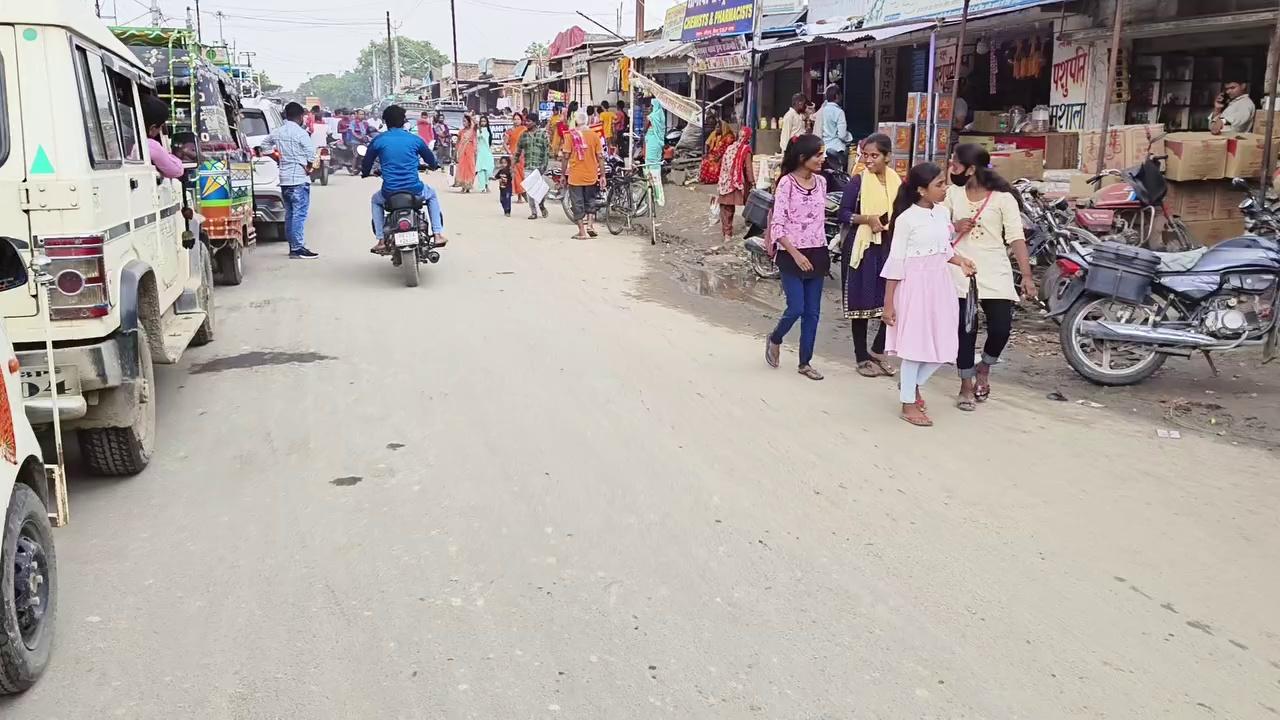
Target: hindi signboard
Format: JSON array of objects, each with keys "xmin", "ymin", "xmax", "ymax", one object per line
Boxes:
[
  {"xmin": 663, "ymin": 3, "xmax": 688, "ymax": 41},
  {"xmin": 1050, "ymin": 39, "xmax": 1090, "ymax": 131},
  {"xmin": 681, "ymin": 0, "xmax": 756, "ymax": 42}
]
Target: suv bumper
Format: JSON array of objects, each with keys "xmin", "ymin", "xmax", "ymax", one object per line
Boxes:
[
  {"xmin": 17, "ymin": 338, "xmax": 126, "ymax": 425},
  {"xmin": 254, "ymin": 191, "xmax": 286, "ymax": 224}
]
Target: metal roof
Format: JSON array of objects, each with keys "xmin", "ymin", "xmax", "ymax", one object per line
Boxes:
[
  {"xmin": 622, "ymin": 38, "xmax": 696, "ymax": 59},
  {"xmin": 21, "ymin": 4, "xmax": 149, "ymax": 72}
]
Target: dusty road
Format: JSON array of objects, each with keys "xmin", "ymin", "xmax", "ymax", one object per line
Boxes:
[{"xmin": 4, "ymin": 173, "xmax": 1278, "ymax": 719}]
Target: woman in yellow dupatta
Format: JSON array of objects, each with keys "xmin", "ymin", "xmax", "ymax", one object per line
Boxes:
[
  {"xmin": 699, "ymin": 113, "xmax": 735, "ymax": 184},
  {"xmin": 836, "ymin": 133, "xmax": 901, "ymax": 377},
  {"xmin": 506, "ymin": 111, "xmax": 528, "ymax": 200}
]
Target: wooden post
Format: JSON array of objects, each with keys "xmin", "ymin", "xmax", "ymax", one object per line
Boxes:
[
  {"xmin": 1259, "ymin": 1, "xmax": 1280, "ymax": 193},
  {"xmin": 1095, "ymin": 0, "xmax": 1125, "ymax": 179},
  {"xmin": 947, "ymin": 0, "xmax": 972, "ymax": 142}
]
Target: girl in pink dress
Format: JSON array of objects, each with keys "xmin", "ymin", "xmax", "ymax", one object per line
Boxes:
[{"xmin": 881, "ymin": 163, "xmax": 977, "ymax": 427}]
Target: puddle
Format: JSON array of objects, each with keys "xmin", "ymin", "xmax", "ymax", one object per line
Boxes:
[
  {"xmin": 668, "ymin": 259, "xmax": 779, "ymax": 311},
  {"xmin": 190, "ymin": 350, "xmax": 336, "ymax": 374}
]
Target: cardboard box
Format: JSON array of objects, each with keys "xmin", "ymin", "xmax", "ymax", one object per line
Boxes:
[
  {"xmin": 1172, "ymin": 181, "xmax": 1217, "ymax": 221},
  {"xmin": 1221, "ymin": 133, "xmax": 1280, "ymax": 178},
  {"xmin": 990, "ymin": 148, "xmax": 1044, "ymax": 181},
  {"xmin": 1213, "ymin": 182, "xmax": 1246, "ymax": 219},
  {"xmin": 934, "ymin": 93, "xmax": 954, "ymax": 125},
  {"xmin": 1164, "ymin": 132, "xmax": 1229, "ymax": 181},
  {"xmin": 1067, "ymin": 172, "xmax": 1121, "ymax": 200},
  {"xmin": 1251, "ymin": 111, "xmax": 1280, "ymax": 137},
  {"xmin": 890, "ymin": 153, "xmax": 912, "ymax": 179},
  {"xmin": 962, "ymin": 134, "xmax": 997, "ymax": 151},
  {"xmin": 755, "ymin": 128, "xmax": 781, "ymax": 156},
  {"xmin": 1182, "ymin": 218, "xmax": 1246, "ymax": 246},
  {"xmin": 970, "ymin": 111, "xmax": 1006, "ymax": 133},
  {"xmin": 1042, "ymin": 132, "xmax": 1079, "ymax": 170},
  {"xmin": 906, "ymin": 93, "xmax": 929, "ymax": 124},
  {"xmin": 878, "ymin": 122, "xmax": 914, "ymax": 154},
  {"xmin": 1078, "ymin": 124, "xmax": 1164, "ymax": 171},
  {"xmin": 933, "ymin": 123, "xmax": 953, "ymax": 156},
  {"xmin": 914, "ymin": 122, "xmax": 929, "ymax": 157}
]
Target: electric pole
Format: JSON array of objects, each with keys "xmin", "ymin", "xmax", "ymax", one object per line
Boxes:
[
  {"xmin": 385, "ymin": 11, "xmax": 395, "ymax": 98},
  {"xmin": 373, "ymin": 46, "xmax": 382, "ymax": 99},
  {"xmin": 450, "ymin": 0, "xmax": 460, "ymax": 100},
  {"xmin": 216, "ymin": 11, "xmax": 226, "ymax": 44},
  {"xmin": 95, "ymin": 0, "xmax": 102, "ymax": 18},
  {"xmin": 634, "ymin": 0, "xmax": 644, "ymax": 41},
  {"xmin": 393, "ymin": 35, "xmax": 402, "ymax": 94},
  {"xmin": 149, "ymin": 0, "xmax": 163, "ymax": 26}
]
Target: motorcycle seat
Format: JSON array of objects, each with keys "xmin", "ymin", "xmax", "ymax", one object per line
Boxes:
[
  {"xmin": 1153, "ymin": 247, "xmax": 1208, "ymax": 273},
  {"xmin": 385, "ymin": 192, "xmax": 423, "ymax": 210}
]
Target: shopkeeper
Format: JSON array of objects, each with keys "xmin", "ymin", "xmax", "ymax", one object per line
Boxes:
[{"xmin": 1210, "ymin": 75, "xmax": 1256, "ymax": 135}]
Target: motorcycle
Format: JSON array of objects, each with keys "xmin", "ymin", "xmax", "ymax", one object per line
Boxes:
[
  {"xmin": 311, "ymin": 139, "xmax": 332, "ymax": 186},
  {"xmin": 1074, "ymin": 137, "xmax": 1195, "ymax": 251},
  {"xmin": 359, "ymin": 146, "xmax": 443, "ymax": 288},
  {"xmin": 1049, "ymin": 177, "xmax": 1280, "ymax": 386},
  {"xmin": 1015, "ymin": 180, "xmax": 1103, "ymax": 306}
]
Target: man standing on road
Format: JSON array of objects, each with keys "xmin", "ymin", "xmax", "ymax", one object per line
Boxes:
[
  {"xmin": 515, "ymin": 114, "xmax": 551, "ymax": 220},
  {"xmin": 563, "ymin": 109, "xmax": 606, "ymax": 240},
  {"xmin": 363, "ymin": 105, "xmax": 447, "ymax": 253},
  {"xmin": 260, "ymin": 102, "xmax": 320, "ymax": 259},
  {"xmin": 780, "ymin": 93, "xmax": 808, "ymax": 153},
  {"xmin": 818, "ymin": 83, "xmax": 851, "ymax": 171}
]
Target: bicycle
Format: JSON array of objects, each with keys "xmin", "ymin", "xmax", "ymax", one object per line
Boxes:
[{"xmin": 603, "ymin": 160, "xmax": 660, "ymax": 244}]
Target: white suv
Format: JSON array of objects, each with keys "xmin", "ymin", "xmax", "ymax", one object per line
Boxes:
[{"xmin": 241, "ymin": 98, "xmax": 285, "ymax": 241}]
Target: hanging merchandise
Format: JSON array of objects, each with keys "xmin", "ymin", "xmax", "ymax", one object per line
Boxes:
[{"xmin": 990, "ymin": 42, "xmax": 999, "ymax": 94}]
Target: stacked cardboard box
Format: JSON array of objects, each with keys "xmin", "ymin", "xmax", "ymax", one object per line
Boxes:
[
  {"xmin": 1164, "ymin": 133, "xmax": 1229, "ymax": 181},
  {"xmin": 1077, "ymin": 124, "xmax": 1164, "ymax": 171},
  {"xmin": 874, "ymin": 121, "xmax": 914, "ymax": 179},
  {"xmin": 1164, "ymin": 178, "xmax": 1247, "ymax": 246}
]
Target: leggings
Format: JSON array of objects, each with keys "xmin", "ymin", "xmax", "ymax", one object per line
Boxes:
[
  {"xmin": 899, "ymin": 361, "xmax": 944, "ymax": 404},
  {"xmin": 957, "ymin": 298, "xmax": 1014, "ymax": 379},
  {"xmin": 851, "ymin": 319, "xmax": 886, "ymax": 363}
]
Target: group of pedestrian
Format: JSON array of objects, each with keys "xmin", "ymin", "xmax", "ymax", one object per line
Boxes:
[{"xmin": 763, "ymin": 135, "xmax": 1036, "ymax": 428}]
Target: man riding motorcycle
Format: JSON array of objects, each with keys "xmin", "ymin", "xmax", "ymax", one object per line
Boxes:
[
  {"xmin": 362, "ymin": 104, "xmax": 448, "ymax": 253},
  {"xmin": 345, "ymin": 109, "xmax": 372, "ymax": 147}
]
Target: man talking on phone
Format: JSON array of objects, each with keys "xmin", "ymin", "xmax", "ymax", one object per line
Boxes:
[{"xmin": 1210, "ymin": 75, "xmax": 1256, "ymax": 135}]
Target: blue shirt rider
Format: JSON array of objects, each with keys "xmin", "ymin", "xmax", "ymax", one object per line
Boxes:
[{"xmin": 361, "ymin": 104, "xmax": 447, "ymax": 253}]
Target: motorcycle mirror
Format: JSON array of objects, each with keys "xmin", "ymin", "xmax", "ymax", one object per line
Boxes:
[{"xmin": 1232, "ymin": 177, "xmax": 1250, "ymax": 191}]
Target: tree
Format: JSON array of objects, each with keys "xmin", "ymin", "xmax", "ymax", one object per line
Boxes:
[
  {"xmin": 295, "ymin": 72, "xmax": 372, "ymax": 110},
  {"xmin": 257, "ymin": 71, "xmax": 283, "ymax": 93},
  {"xmin": 358, "ymin": 37, "xmax": 449, "ymax": 88},
  {"xmin": 524, "ymin": 42, "xmax": 548, "ymax": 60}
]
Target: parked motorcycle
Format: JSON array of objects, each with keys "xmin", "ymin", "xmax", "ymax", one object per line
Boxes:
[
  {"xmin": 1015, "ymin": 180, "xmax": 1103, "ymax": 306},
  {"xmin": 1049, "ymin": 178, "xmax": 1280, "ymax": 386},
  {"xmin": 1075, "ymin": 137, "xmax": 1194, "ymax": 250},
  {"xmin": 742, "ymin": 187, "xmax": 843, "ymax": 280}
]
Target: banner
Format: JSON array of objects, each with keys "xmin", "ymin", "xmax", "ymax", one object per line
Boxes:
[
  {"xmin": 689, "ymin": 51, "xmax": 751, "ymax": 74},
  {"xmin": 681, "ymin": 0, "xmax": 755, "ymax": 42},
  {"xmin": 807, "ymin": 0, "xmax": 869, "ymax": 26},
  {"xmin": 663, "ymin": 3, "xmax": 688, "ymax": 41},
  {"xmin": 1050, "ymin": 39, "xmax": 1090, "ymax": 130},
  {"xmin": 864, "ymin": 0, "xmax": 1056, "ymax": 26}
]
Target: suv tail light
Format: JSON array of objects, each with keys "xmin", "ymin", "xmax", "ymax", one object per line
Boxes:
[{"xmin": 43, "ymin": 235, "xmax": 109, "ymax": 320}]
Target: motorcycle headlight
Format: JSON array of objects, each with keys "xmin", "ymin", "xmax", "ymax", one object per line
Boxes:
[{"xmin": 357, "ymin": 146, "xmax": 367, "ymax": 157}]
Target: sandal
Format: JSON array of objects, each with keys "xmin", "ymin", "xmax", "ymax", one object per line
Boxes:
[
  {"xmin": 765, "ymin": 338, "xmax": 781, "ymax": 368},
  {"xmin": 900, "ymin": 408, "xmax": 934, "ymax": 427},
  {"xmin": 975, "ymin": 367, "xmax": 992, "ymax": 402},
  {"xmin": 587, "ymin": 229, "xmax": 599, "ymax": 238},
  {"xmin": 915, "ymin": 389, "xmax": 927, "ymax": 413},
  {"xmin": 870, "ymin": 354, "xmax": 897, "ymax": 377},
  {"xmin": 798, "ymin": 365, "xmax": 824, "ymax": 381},
  {"xmin": 955, "ymin": 394, "xmax": 977, "ymax": 412},
  {"xmin": 856, "ymin": 360, "xmax": 882, "ymax": 378}
]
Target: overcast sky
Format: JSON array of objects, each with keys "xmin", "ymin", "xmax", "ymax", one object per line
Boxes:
[{"xmin": 100, "ymin": 0, "xmax": 677, "ymax": 87}]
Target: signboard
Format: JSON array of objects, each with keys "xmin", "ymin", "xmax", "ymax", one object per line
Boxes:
[
  {"xmin": 681, "ymin": 0, "xmax": 755, "ymax": 42},
  {"xmin": 807, "ymin": 0, "xmax": 869, "ymax": 26},
  {"xmin": 539, "ymin": 101, "xmax": 554, "ymax": 121},
  {"xmin": 663, "ymin": 3, "xmax": 688, "ymax": 41},
  {"xmin": 865, "ymin": 0, "xmax": 1054, "ymax": 26},
  {"xmin": 692, "ymin": 35, "xmax": 747, "ymax": 57},
  {"xmin": 547, "ymin": 89, "xmax": 565, "ymax": 103},
  {"xmin": 1050, "ymin": 39, "xmax": 1090, "ymax": 131},
  {"xmin": 689, "ymin": 51, "xmax": 751, "ymax": 74}
]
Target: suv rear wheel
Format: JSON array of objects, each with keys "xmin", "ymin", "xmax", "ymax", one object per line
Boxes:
[
  {"xmin": 79, "ymin": 326, "xmax": 157, "ymax": 476},
  {"xmin": 0, "ymin": 483, "xmax": 56, "ymax": 694}
]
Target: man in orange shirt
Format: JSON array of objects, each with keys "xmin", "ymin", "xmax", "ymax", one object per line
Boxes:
[
  {"xmin": 562, "ymin": 110, "xmax": 606, "ymax": 239},
  {"xmin": 598, "ymin": 100, "xmax": 616, "ymax": 147}
]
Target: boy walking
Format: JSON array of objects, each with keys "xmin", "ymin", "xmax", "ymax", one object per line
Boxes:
[{"xmin": 496, "ymin": 157, "xmax": 514, "ymax": 217}]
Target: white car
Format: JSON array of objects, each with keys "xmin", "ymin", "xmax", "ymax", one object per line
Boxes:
[
  {"xmin": 0, "ymin": 248, "xmax": 58, "ymax": 694},
  {"xmin": 241, "ymin": 98, "xmax": 286, "ymax": 241}
]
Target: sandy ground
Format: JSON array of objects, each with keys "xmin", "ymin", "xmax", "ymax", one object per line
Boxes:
[{"xmin": 3, "ymin": 172, "xmax": 1278, "ymax": 718}]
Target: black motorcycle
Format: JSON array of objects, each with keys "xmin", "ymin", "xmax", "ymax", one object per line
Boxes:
[
  {"xmin": 375, "ymin": 191, "xmax": 442, "ymax": 288},
  {"xmin": 1049, "ymin": 178, "xmax": 1280, "ymax": 386},
  {"xmin": 742, "ymin": 187, "xmax": 843, "ymax": 280}
]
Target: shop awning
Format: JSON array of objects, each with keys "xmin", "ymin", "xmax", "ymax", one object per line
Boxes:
[
  {"xmin": 623, "ymin": 38, "xmax": 696, "ymax": 59},
  {"xmin": 1060, "ymin": 9, "xmax": 1277, "ymax": 42}
]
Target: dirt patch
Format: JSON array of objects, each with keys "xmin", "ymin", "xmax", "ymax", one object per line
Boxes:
[{"xmin": 636, "ymin": 181, "xmax": 1280, "ymax": 451}]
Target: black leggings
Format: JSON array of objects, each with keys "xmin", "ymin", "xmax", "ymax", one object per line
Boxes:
[
  {"xmin": 957, "ymin": 298, "xmax": 1014, "ymax": 378},
  {"xmin": 851, "ymin": 318, "xmax": 886, "ymax": 363}
]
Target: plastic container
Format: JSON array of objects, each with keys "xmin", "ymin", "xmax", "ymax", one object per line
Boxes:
[
  {"xmin": 1085, "ymin": 242, "xmax": 1161, "ymax": 304},
  {"xmin": 744, "ymin": 188, "xmax": 774, "ymax": 228}
]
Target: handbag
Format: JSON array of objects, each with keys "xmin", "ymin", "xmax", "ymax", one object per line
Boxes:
[{"xmin": 963, "ymin": 276, "xmax": 980, "ymax": 334}]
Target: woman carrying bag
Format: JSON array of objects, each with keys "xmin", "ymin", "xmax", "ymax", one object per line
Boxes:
[
  {"xmin": 837, "ymin": 133, "xmax": 901, "ymax": 378},
  {"xmin": 945, "ymin": 143, "xmax": 1036, "ymax": 411}
]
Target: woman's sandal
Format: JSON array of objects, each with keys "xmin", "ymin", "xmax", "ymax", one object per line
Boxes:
[
  {"xmin": 856, "ymin": 361, "xmax": 882, "ymax": 378},
  {"xmin": 798, "ymin": 365, "xmax": 824, "ymax": 381},
  {"xmin": 915, "ymin": 390, "xmax": 928, "ymax": 413},
  {"xmin": 956, "ymin": 394, "xmax": 977, "ymax": 412},
  {"xmin": 765, "ymin": 338, "xmax": 781, "ymax": 368},
  {"xmin": 900, "ymin": 409, "xmax": 934, "ymax": 427},
  {"xmin": 974, "ymin": 371, "xmax": 992, "ymax": 402},
  {"xmin": 870, "ymin": 354, "xmax": 897, "ymax": 377}
]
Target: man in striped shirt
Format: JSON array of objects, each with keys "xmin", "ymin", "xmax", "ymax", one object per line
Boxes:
[{"xmin": 261, "ymin": 102, "xmax": 320, "ymax": 259}]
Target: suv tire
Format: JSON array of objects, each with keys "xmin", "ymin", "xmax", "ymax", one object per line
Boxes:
[
  {"xmin": 192, "ymin": 242, "xmax": 216, "ymax": 346},
  {"xmin": 79, "ymin": 326, "xmax": 157, "ymax": 476},
  {"xmin": 0, "ymin": 483, "xmax": 56, "ymax": 694}
]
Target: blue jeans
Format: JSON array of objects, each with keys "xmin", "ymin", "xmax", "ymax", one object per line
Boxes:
[
  {"xmin": 372, "ymin": 186, "xmax": 445, "ymax": 239},
  {"xmin": 770, "ymin": 271, "xmax": 824, "ymax": 367},
  {"xmin": 281, "ymin": 183, "xmax": 310, "ymax": 253}
]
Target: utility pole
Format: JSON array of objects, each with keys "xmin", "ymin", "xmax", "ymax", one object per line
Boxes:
[
  {"xmin": 385, "ymin": 11, "xmax": 395, "ymax": 99},
  {"xmin": 373, "ymin": 46, "xmax": 382, "ymax": 99},
  {"xmin": 393, "ymin": 35, "xmax": 402, "ymax": 94},
  {"xmin": 450, "ymin": 0, "xmax": 460, "ymax": 100},
  {"xmin": 149, "ymin": 0, "xmax": 163, "ymax": 26},
  {"xmin": 194, "ymin": 0, "xmax": 202, "ymax": 40},
  {"xmin": 95, "ymin": 0, "xmax": 102, "ymax": 18},
  {"xmin": 634, "ymin": 0, "xmax": 644, "ymax": 41},
  {"xmin": 216, "ymin": 11, "xmax": 226, "ymax": 45}
]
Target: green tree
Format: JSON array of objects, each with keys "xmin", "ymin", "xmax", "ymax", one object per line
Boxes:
[
  {"xmin": 359, "ymin": 37, "xmax": 449, "ymax": 88},
  {"xmin": 295, "ymin": 72, "xmax": 372, "ymax": 110},
  {"xmin": 257, "ymin": 71, "xmax": 283, "ymax": 93},
  {"xmin": 524, "ymin": 42, "xmax": 548, "ymax": 59}
]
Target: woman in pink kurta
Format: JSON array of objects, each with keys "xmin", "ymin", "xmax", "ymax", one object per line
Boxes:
[{"xmin": 882, "ymin": 163, "xmax": 976, "ymax": 427}]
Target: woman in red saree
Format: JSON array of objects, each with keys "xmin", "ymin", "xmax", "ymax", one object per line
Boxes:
[
  {"xmin": 506, "ymin": 111, "xmax": 528, "ymax": 199},
  {"xmin": 699, "ymin": 117, "xmax": 736, "ymax": 185},
  {"xmin": 454, "ymin": 115, "xmax": 478, "ymax": 192}
]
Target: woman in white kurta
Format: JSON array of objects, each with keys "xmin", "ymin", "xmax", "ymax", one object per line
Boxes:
[{"xmin": 945, "ymin": 144, "xmax": 1036, "ymax": 411}]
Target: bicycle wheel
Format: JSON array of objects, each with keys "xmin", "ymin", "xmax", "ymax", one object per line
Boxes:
[{"xmin": 604, "ymin": 185, "xmax": 628, "ymax": 235}]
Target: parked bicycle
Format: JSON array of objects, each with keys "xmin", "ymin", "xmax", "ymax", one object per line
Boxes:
[{"xmin": 603, "ymin": 159, "xmax": 659, "ymax": 243}]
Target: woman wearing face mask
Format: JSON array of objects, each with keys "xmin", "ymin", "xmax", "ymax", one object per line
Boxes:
[
  {"xmin": 763, "ymin": 134, "xmax": 829, "ymax": 381},
  {"xmin": 945, "ymin": 143, "xmax": 1036, "ymax": 411},
  {"xmin": 838, "ymin": 133, "xmax": 901, "ymax": 378}
]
